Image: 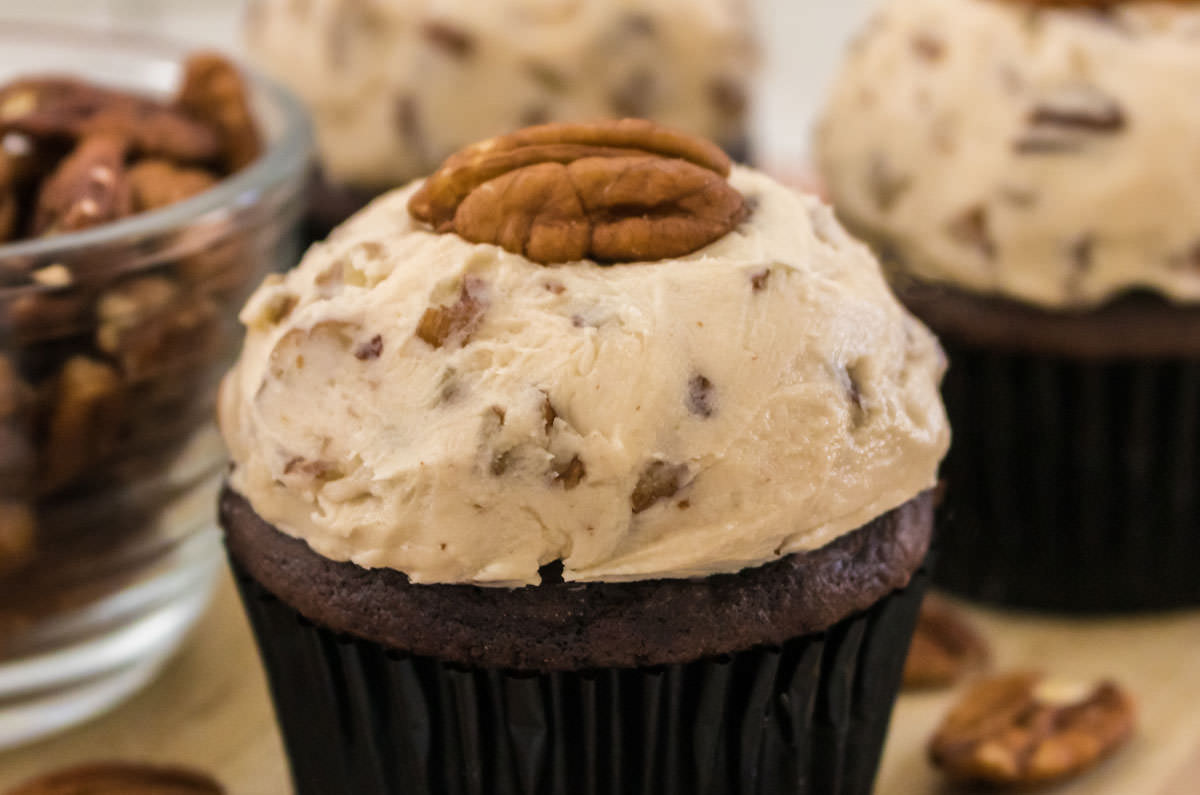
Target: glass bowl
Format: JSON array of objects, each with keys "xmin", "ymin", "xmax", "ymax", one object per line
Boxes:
[{"xmin": 0, "ymin": 21, "xmax": 312, "ymax": 748}]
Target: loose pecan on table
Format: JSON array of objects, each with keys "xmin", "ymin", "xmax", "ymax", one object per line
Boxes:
[
  {"xmin": 929, "ymin": 671, "xmax": 1136, "ymax": 787},
  {"xmin": 3, "ymin": 761, "xmax": 224, "ymax": 795},
  {"xmin": 408, "ymin": 119, "xmax": 748, "ymax": 264},
  {"xmin": 902, "ymin": 594, "xmax": 990, "ymax": 690}
]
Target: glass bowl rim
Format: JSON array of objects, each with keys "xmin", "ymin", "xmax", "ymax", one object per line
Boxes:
[{"xmin": 0, "ymin": 19, "xmax": 314, "ymax": 289}]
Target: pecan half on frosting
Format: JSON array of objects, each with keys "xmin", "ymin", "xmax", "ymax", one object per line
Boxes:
[{"xmin": 408, "ymin": 119, "xmax": 748, "ymax": 264}]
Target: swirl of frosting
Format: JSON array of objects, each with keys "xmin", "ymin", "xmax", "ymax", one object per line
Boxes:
[
  {"xmin": 220, "ymin": 162, "xmax": 948, "ymax": 586},
  {"xmin": 819, "ymin": 0, "xmax": 1200, "ymax": 308}
]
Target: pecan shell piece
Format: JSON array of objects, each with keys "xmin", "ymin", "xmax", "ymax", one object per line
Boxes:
[{"xmin": 410, "ymin": 120, "xmax": 746, "ymax": 264}]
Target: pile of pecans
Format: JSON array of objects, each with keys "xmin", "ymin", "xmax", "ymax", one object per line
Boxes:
[
  {"xmin": 0, "ymin": 53, "xmax": 264, "ymax": 629},
  {"xmin": 0, "ymin": 53, "xmax": 259, "ymax": 247}
]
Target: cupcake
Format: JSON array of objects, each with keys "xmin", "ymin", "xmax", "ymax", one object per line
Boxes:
[
  {"xmin": 818, "ymin": 0, "xmax": 1200, "ymax": 611},
  {"xmin": 219, "ymin": 120, "xmax": 949, "ymax": 794},
  {"xmin": 243, "ymin": 0, "xmax": 758, "ymax": 236}
]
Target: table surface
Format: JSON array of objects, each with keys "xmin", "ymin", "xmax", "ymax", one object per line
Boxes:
[{"xmin": 2, "ymin": 571, "xmax": 1199, "ymax": 795}]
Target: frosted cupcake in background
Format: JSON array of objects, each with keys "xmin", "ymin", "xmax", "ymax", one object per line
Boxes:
[
  {"xmin": 244, "ymin": 0, "xmax": 758, "ymax": 235},
  {"xmin": 219, "ymin": 120, "xmax": 949, "ymax": 795},
  {"xmin": 818, "ymin": 0, "xmax": 1200, "ymax": 611}
]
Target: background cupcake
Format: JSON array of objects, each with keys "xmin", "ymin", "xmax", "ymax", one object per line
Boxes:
[
  {"xmin": 244, "ymin": 0, "xmax": 759, "ymax": 236},
  {"xmin": 818, "ymin": 0, "xmax": 1200, "ymax": 611},
  {"xmin": 219, "ymin": 121, "xmax": 950, "ymax": 794}
]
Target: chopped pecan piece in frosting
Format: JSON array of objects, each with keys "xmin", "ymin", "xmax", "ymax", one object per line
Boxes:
[
  {"xmin": 415, "ymin": 277, "xmax": 489, "ymax": 348},
  {"xmin": 631, "ymin": 460, "xmax": 691, "ymax": 513},
  {"xmin": 408, "ymin": 119, "xmax": 749, "ymax": 264}
]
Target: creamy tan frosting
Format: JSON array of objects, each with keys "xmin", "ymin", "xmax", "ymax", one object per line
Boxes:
[
  {"xmin": 219, "ymin": 167, "xmax": 949, "ymax": 586},
  {"xmin": 817, "ymin": 0, "xmax": 1200, "ymax": 309},
  {"xmin": 244, "ymin": 0, "xmax": 756, "ymax": 190}
]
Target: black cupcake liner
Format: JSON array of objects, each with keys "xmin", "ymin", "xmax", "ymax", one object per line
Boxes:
[
  {"xmin": 935, "ymin": 340, "xmax": 1200, "ymax": 612},
  {"xmin": 232, "ymin": 559, "xmax": 927, "ymax": 795}
]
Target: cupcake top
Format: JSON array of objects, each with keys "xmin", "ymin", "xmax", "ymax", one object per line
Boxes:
[
  {"xmin": 818, "ymin": 0, "xmax": 1200, "ymax": 309},
  {"xmin": 219, "ymin": 121, "xmax": 949, "ymax": 587},
  {"xmin": 244, "ymin": 0, "xmax": 756, "ymax": 190}
]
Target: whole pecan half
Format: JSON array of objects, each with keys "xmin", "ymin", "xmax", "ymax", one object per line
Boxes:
[
  {"xmin": 408, "ymin": 119, "xmax": 748, "ymax": 264},
  {"xmin": 929, "ymin": 672, "xmax": 1136, "ymax": 787}
]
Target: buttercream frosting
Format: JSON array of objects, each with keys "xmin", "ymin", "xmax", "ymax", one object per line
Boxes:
[
  {"xmin": 244, "ymin": 0, "xmax": 757, "ymax": 189},
  {"xmin": 818, "ymin": 0, "xmax": 1200, "ymax": 309},
  {"xmin": 220, "ymin": 167, "xmax": 949, "ymax": 585}
]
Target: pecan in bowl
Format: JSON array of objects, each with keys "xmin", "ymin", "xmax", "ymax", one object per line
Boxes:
[{"xmin": 0, "ymin": 23, "xmax": 311, "ymax": 748}]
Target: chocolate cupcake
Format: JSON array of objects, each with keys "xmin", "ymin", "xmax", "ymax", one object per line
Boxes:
[
  {"xmin": 818, "ymin": 0, "xmax": 1200, "ymax": 611},
  {"xmin": 219, "ymin": 121, "xmax": 950, "ymax": 794},
  {"xmin": 244, "ymin": 0, "xmax": 759, "ymax": 239}
]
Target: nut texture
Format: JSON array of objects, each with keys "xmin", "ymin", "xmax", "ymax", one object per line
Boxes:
[
  {"xmin": 176, "ymin": 52, "xmax": 263, "ymax": 171},
  {"xmin": 0, "ymin": 78, "xmax": 221, "ymax": 164},
  {"xmin": 929, "ymin": 672, "xmax": 1136, "ymax": 786},
  {"xmin": 123, "ymin": 159, "xmax": 218, "ymax": 212},
  {"xmin": 902, "ymin": 594, "xmax": 989, "ymax": 690},
  {"xmin": 34, "ymin": 134, "xmax": 130, "ymax": 235},
  {"xmin": 408, "ymin": 119, "xmax": 748, "ymax": 264}
]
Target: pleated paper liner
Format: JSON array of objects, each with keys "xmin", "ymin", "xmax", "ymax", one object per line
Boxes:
[
  {"xmin": 934, "ymin": 340, "xmax": 1200, "ymax": 612},
  {"xmin": 232, "ymin": 561, "xmax": 928, "ymax": 795}
]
